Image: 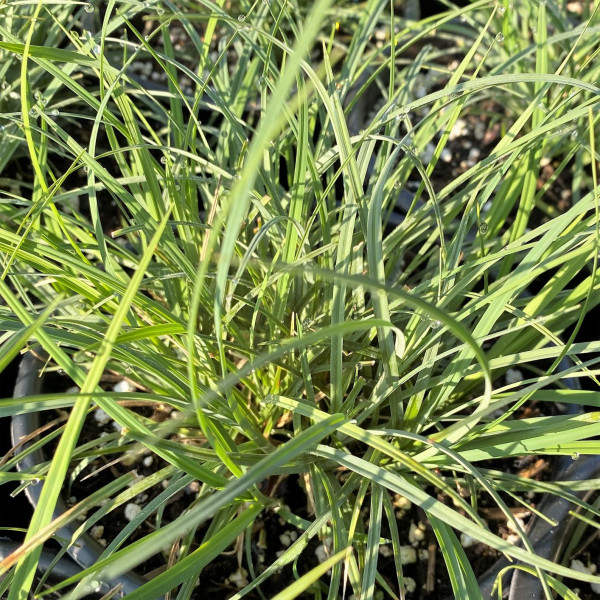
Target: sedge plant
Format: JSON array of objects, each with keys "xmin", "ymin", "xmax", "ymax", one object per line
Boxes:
[{"xmin": 1, "ymin": 0, "xmax": 600, "ymax": 598}]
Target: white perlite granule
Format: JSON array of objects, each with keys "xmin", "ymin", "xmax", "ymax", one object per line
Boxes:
[
  {"xmin": 124, "ymin": 503, "xmax": 142, "ymax": 522},
  {"xmin": 93, "ymin": 408, "xmax": 111, "ymax": 425},
  {"xmin": 404, "ymin": 577, "xmax": 417, "ymax": 593},
  {"xmin": 408, "ymin": 521, "xmax": 426, "ymax": 544},
  {"xmin": 505, "ymin": 368, "xmax": 524, "ymax": 385},
  {"xmin": 570, "ymin": 559, "xmax": 591, "ymax": 574},
  {"xmin": 314, "ymin": 537, "xmax": 333, "ymax": 563},
  {"xmin": 399, "ymin": 546, "xmax": 417, "ymax": 564},
  {"xmin": 227, "ymin": 568, "xmax": 248, "ymax": 588},
  {"xmin": 113, "ymin": 379, "xmax": 135, "ymax": 393}
]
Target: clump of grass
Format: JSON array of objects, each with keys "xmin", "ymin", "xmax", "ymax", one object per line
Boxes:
[{"xmin": 1, "ymin": 0, "xmax": 600, "ymax": 599}]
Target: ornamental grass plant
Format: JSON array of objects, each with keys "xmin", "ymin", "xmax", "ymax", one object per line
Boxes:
[{"xmin": 1, "ymin": 0, "xmax": 600, "ymax": 598}]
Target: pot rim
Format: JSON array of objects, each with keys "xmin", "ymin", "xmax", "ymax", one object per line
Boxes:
[{"xmin": 11, "ymin": 351, "xmax": 150, "ymax": 598}]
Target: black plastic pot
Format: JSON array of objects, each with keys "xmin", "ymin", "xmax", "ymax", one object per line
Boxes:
[
  {"xmin": 0, "ymin": 537, "xmax": 82, "ymax": 581},
  {"xmin": 373, "ymin": 171, "xmax": 600, "ymax": 595},
  {"xmin": 466, "ymin": 360, "xmax": 600, "ymax": 600},
  {"xmin": 11, "ymin": 352, "xmax": 149, "ymax": 598},
  {"xmin": 12, "ymin": 352, "xmax": 600, "ymax": 599}
]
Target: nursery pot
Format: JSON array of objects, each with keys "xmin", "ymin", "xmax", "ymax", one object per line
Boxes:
[
  {"xmin": 0, "ymin": 537, "xmax": 82, "ymax": 582},
  {"xmin": 12, "ymin": 351, "xmax": 600, "ymax": 599},
  {"xmin": 478, "ymin": 452, "xmax": 600, "ymax": 600},
  {"xmin": 380, "ymin": 184, "xmax": 600, "ymax": 597},
  {"xmin": 11, "ymin": 352, "xmax": 150, "ymax": 598},
  {"xmin": 471, "ymin": 361, "xmax": 600, "ymax": 600}
]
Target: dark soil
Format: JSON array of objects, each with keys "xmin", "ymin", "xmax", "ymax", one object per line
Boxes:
[
  {"xmin": 2, "ymin": 3, "xmax": 598, "ymax": 599},
  {"xmin": 8, "ymin": 361, "xmax": 573, "ymax": 600}
]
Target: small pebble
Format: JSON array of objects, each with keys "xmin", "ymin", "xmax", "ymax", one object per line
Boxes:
[
  {"xmin": 93, "ymin": 408, "xmax": 111, "ymax": 425},
  {"xmin": 227, "ymin": 568, "xmax": 248, "ymax": 588},
  {"xmin": 393, "ymin": 494, "xmax": 412, "ymax": 510},
  {"xmin": 420, "ymin": 143, "xmax": 435, "ymax": 165},
  {"xmin": 415, "ymin": 86, "xmax": 427, "ymax": 99},
  {"xmin": 379, "ymin": 544, "xmax": 393, "ymax": 557},
  {"xmin": 570, "ymin": 559, "xmax": 591, "ymax": 574},
  {"xmin": 404, "ymin": 577, "xmax": 417, "ymax": 593},
  {"xmin": 124, "ymin": 502, "xmax": 142, "ymax": 521},
  {"xmin": 186, "ymin": 481, "xmax": 200, "ymax": 494},
  {"xmin": 315, "ymin": 538, "xmax": 333, "ymax": 563},
  {"xmin": 113, "ymin": 379, "xmax": 135, "ymax": 393},
  {"xmin": 143, "ymin": 456, "xmax": 154, "ymax": 467},
  {"xmin": 408, "ymin": 521, "xmax": 426, "ymax": 544},
  {"xmin": 440, "ymin": 147, "xmax": 452, "ymax": 162},
  {"xmin": 90, "ymin": 525, "xmax": 104, "ymax": 540},
  {"xmin": 467, "ymin": 147, "xmax": 481, "ymax": 167},
  {"xmin": 449, "ymin": 118, "xmax": 468, "ymax": 141},
  {"xmin": 111, "ymin": 421, "xmax": 124, "ymax": 433},
  {"xmin": 279, "ymin": 533, "xmax": 291, "ymax": 547},
  {"xmin": 505, "ymin": 368, "xmax": 524, "ymax": 385},
  {"xmin": 473, "ymin": 121, "xmax": 486, "ymax": 140},
  {"xmin": 315, "ymin": 545, "xmax": 328, "ymax": 563},
  {"xmin": 399, "ymin": 545, "xmax": 417, "ymax": 564}
]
